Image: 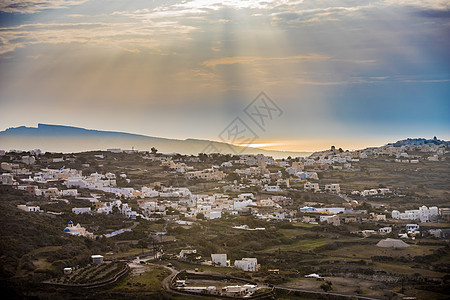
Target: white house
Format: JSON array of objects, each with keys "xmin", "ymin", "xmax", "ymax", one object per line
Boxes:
[
  {"xmin": 268, "ymin": 212, "xmax": 285, "ymax": 220},
  {"xmin": 162, "ymin": 187, "xmax": 192, "ymax": 197},
  {"xmin": 238, "ymin": 193, "xmax": 254, "ymax": 200},
  {"xmin": 233, "ymin": 199, "xmax": 255, "ymax": 210},
  {"xmin": 72, "ymin": 207, "xmax": 91, "ymax": 214},
  {"xmin": 375, "ymin": 215, "xmax": 386, "ymax": 221},
  {"xmin": 221, "ymin": 161, "xmax": 233, "ymax": 167},
  {"xmin": 406, "ymin": 224, "xmax": 419, "ymax": 232},
  {"xmin": 362, "ymin": 189, "xmax": 378, "ymax": 196},
  {"xmin": 120, "ymin": 203, "xmax": 137, "ymax": 219},
  {"xmin": 91, "ymin": 255, "xmax": 104, "ymax": 264},
  {"xmin": 327, "ymin": 215, "xmax": 340, "ymax": 226},
  {"xmin": 141, "ymin": 187, "xmax": 160, "ymax": 198},
  {"xmin": 378, "ymin": 188, "xmax": 391, "ymax": 195},
  {"xmin": 21, "ymin": 156, "xmax": 35, "ymax": 165},
  {"xmin": 105, "ymin": 172, "xmax": 116, "ymax": 179},
  {"xmin": 264, "ymin": 185, "xmax": 281, "ymax": 192},
  {"xmin": 320, "ymin": 215, "xmax": 332, "ymax": 223},
  {"xmin": 62, "ymin": 189, "xmax": 78, "ymax": 197},
  {"xmin": 0, "ymin": 173, "xmax": 14, "ymax": 185},
  {"xmin": 179, "ymin": 249, "xmax": 197, "ymax": 259},
  {"xmin": 392, "ymin": 206, "xmax": 438, "ymax": 222},
  {"xmin": 304, "ymin": 182, "xmax": 320, "ymax": 192},
  {"xmin": 324, "ymin": 184, "xmax": 340, "ymax": 194},
  {"xmin": 234, "ymin": 258, "xmax": 258, "ymax": 272},
  {"xmin": 296, "ymin": 172, "xmax": 319, "ymax": 180},
  {"xmin": 211, "ymin": 254, "xmax": 230, "ymax": 267},
  {"xmin": 259, "ymin": 199, "xmax": 280, "ymax": 208},
  {"xmin": 43, "ymin": 188, "xmax": 60, "ymax": 198},
  {"xmin": 66, "ymin": 179, "xmax": 88, "ymax": 188},
  {"xmin": 205, "ymin": 210, "xmax": 222, "ymax": 220},
  {"xmin": 428, "ymin": 155, "xmax": 439, "ymax": 161},
  {"xmin": 378, "ymin": 227, "xmax": 392, "ymax": 234},
  {"xmin": 17, "ymin": 205, "xmax": 40, "ymax": 212}
]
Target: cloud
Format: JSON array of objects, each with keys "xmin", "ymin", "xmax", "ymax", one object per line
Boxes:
[
  {"xmin": 111, "ymin": 0, "xmax": 306, "ymax": 22},
  {"xmin": 0, "ymin": 0, "xmax": 89, "ymax": 14},
  {"xmin": 271, "ymin": 5, "xmax": 370, "ymax": 25},
  {"xmin": 270, "ymin": 0, "xmax": 449, "ymax": 25},
  {"xmin": 26, "ymin": 53, "xmax": 42, "ymax": 59},
  {"xmin": 414, "ymin": 8, "xmax": 450, "ymax": 19},
  {"xmin": 383, "ymin": 0, "xmax": 449, "ymax": 11},
  {"xmin": 0, "ymin": 19, "xmax": 197, "ymax": 55},
  {"xmin": 202, "ymin": 54, "xmax": 329, "ymax": 67},
  {"xmin": 172, "ymin": 0, "xmax": 305, "ymax": 11}
]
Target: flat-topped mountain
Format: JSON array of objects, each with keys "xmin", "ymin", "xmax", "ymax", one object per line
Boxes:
[{"xmin": 0, "ymin": 124, "xmax": 309, "ymax": 158}]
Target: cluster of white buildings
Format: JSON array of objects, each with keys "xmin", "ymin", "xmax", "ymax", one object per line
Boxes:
[
  {"xmin": 66, "ymin": 171, "xmax": 117, "ymax": 190},
  {"xmin": 136, "ymin": 191, "xmax": 292, "ymax": 222},
  {"xmin": 392, "ymin": 206, "xmax": 439, "ymax": 223},
  {"xmin": 210, "ymin": 254, "xmax": 259, "ymax": 272},
  {"xmin": 303, "ymin": 182, "xmax": 341, "ymax": 194},
  {"xmin": 351, "ymin": 188, "xmax": 391, "ymax": 197},
  {"xmin": 83, "ymin": 199, "xmax": 138, "ymax": 219},
  {"xmin": 355, "ymin": 138, "xmax": 447, "ymax": 162}
]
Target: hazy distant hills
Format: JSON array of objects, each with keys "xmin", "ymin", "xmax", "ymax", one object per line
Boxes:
[
  {"xmin": 390, "ymin": 137, "xmax": 449, "ymax": 147},
  {"xmin": 0, "ymin": 124, "xmax": 310, "ymax": 158}
]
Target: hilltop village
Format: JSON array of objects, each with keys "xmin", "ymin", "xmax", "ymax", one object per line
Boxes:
[{"xmin": 0, "ymin": 137, "xmax": 449, "ymax": 299}]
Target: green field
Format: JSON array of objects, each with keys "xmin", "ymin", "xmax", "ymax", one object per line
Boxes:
[{"xmin": 110, "ymin": 265, "xmax": 171, "ymax": 293}]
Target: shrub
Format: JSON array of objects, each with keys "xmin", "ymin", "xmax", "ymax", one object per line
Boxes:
[{"xmin": 320, "ymin": 283, "xmax": 332, "ymax": 292}]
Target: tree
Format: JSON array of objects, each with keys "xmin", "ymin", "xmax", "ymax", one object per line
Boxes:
[
  {"xmin": 137, "ymin": 240, "xmax": 148, "ymax": 249},
  {"xmin": 151, "ymin": 147, "xmax": 158, "ymax": 154},
  {"xmin": 226, "ymin": 173, "xmax": 240, "ymax": 183},
  {"xmin": 196, "ymin": 213, "xmax": 205, "ymax": 220},
  {"xmin": 320, "ymin": 282, "xmax": 332, "ymax": 292},
  {"xmin": 198, "ymin": 153, "xmax": 208, "ymax": 162}
]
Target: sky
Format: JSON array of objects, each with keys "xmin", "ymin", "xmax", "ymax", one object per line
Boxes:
[{"xmin": 0, "ymin": 0, "xmax": 449, "ymax": 152}]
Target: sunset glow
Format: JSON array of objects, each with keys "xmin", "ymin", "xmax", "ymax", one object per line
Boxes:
[{"xmin": 0, "ymin": 0, "xmax": 448, "ymax": 152}]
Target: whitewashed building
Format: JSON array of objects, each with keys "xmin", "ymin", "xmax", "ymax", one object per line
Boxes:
[
  {"xmin": 211, "ymin": 254, "xmax": 230, "ymax": 267},
  {"xmin": 72, "ymin": 207, "xmax": 91, "ymax": 214},
  {"xmin": 378, "ymin": 227, "xmax": 392, "ymax": 234},
  {"xmin": 304, "ymin": 182, "xmax": 320, "ymax": 192},
  {"xmin": 234, "ymin": 258, "xmax": 258, "ymax": 272},
  {"xmin": 325, "ymin": 184, "xmax": 340, "ymax": 193},
  {"xmin": 17, "ymin": 205, "xmax": 40, "ymax": 212}
]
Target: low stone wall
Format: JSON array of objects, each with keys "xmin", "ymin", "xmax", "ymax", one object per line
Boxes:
[
  {"xmin": 44, "ymin": 264, "xmax": 130, "ymax": 289},
  {"xmin": 275, "ymin": 286, "xmax": 381, "ymax": 300}
]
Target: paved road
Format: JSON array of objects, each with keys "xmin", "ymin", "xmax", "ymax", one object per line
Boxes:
[
  {"xmin": 156, "ymin": 264, "xmax": 178, "ymax": 291},
  {"xmin": 275, "ymin": 285, "xmax": 383, "ymax": 300}
]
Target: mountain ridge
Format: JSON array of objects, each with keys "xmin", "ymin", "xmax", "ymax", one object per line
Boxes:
[{"xmin": 0, "ymin": 124, "xmax": 310, "ymax": 158}]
